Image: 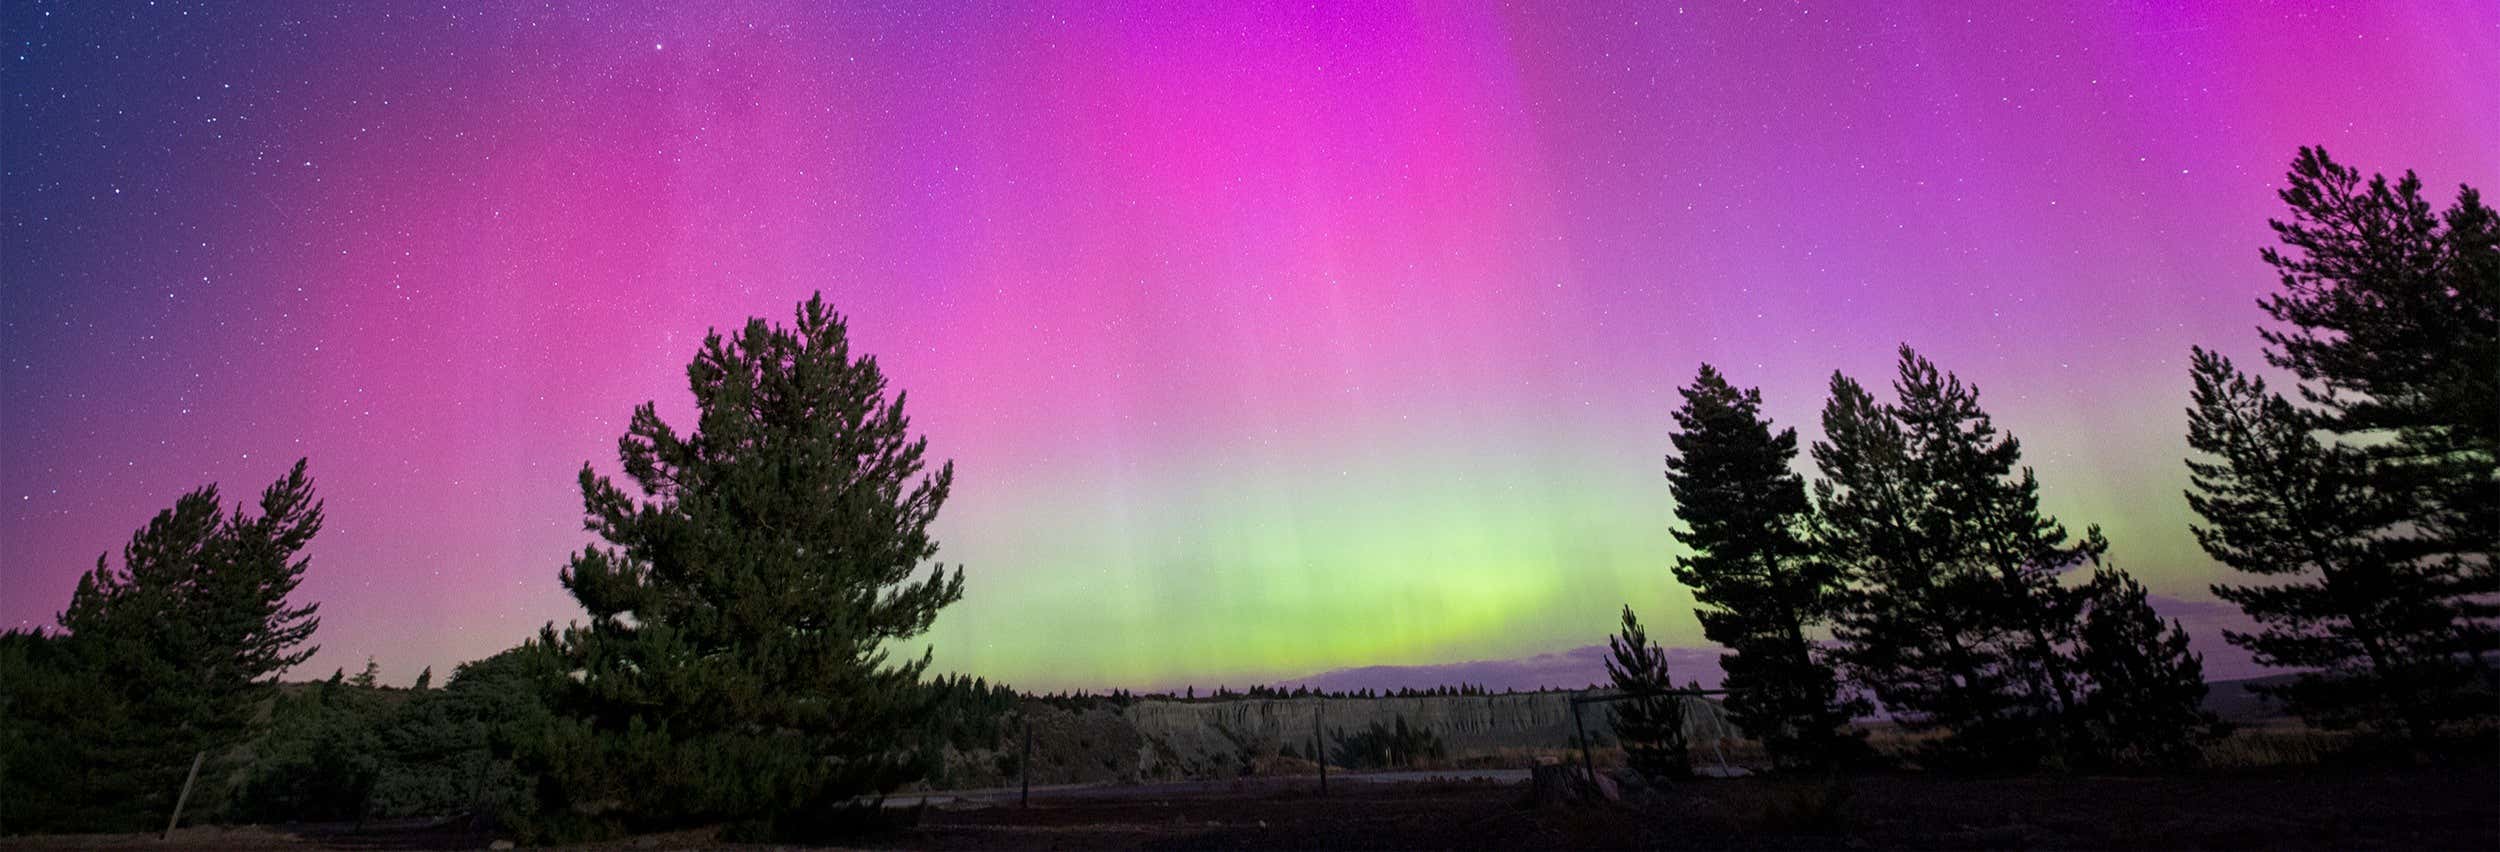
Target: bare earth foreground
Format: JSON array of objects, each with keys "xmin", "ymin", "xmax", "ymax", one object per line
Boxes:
[{"xmin": 17, "ymin": 768, "xmax": 2497, "ymax": 850}]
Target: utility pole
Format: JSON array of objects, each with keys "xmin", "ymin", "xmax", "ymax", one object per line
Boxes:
[{"xmin": 1020, "ymin": 717, "xmax": 1033, "ymax": 809}]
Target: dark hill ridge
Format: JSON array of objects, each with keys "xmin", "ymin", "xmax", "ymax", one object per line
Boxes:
[{"xmin": 2202, "ymin": 673, "xmax": 2300, "ymax": 722}]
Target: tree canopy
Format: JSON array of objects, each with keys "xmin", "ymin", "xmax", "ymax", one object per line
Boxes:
[
  {"xmin": 2186, "ymin": 149, "xmax": 2497, "ymax": 748},
  {"xmin": 4, "ymin": 460, "xmax": 324, "ymax": 832},
  {"xmin": 533, "ymin": 293, "xmax": 965, "ymax": 841}
]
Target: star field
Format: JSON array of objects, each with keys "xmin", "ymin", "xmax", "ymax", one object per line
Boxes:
[{"xmin": 4, "ymin": 0, "xmax": 2496, "ymax": 689}]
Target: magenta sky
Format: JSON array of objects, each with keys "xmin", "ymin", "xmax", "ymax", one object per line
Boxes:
[{"xmin": 4, "ymin": 1, "xmax": 2495, "ymax": 689}]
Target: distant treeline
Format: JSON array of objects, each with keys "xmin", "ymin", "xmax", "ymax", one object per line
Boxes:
[{"xmin": 1035, "ymin": 682, "xmax": 1529, "ymax": 707}]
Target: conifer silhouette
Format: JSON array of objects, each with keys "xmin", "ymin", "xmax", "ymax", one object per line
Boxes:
[
  {"xmin": 1664, "ymin": 364, "xmax": 1860, "ymax": 769},
  {"xmin": 11, "ymin": 461, "xmax": 325, "ymax": 830},
  {"xmin": 1603, "ymin": 606, "xmax": 1690, "ymax": 781},
  {"xmin": 539, "ymin": 294, "xmax": 964, "ymax": 840},
  {"xmin": 1816, "ymin": 350, "xmax": 2102, "ymax": 768},
  {"xmin": 2073, "ymin": 566, "xmax": 2223, "ymax": 768},
  {"xmin": 2186, "ymin": 149, "xmax": 2497, "ymax": 747}
]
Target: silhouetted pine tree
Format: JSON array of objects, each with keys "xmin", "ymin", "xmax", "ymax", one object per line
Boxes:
[
  {"xmin": 2258, "ymin": 148, "xmax": 2498, "ymax": 591},
  {"xmin": 17, "ymin": 461, "xmax": 325, "ymax": 831},
  {"xmin": 2073, "ymin": 566, "xmax": 2222, "ymax": 769},
  {"xmin": 2185, "ymin": 149, "xmax": 2497, "ymax": 747},
  {"xmin": 2187, "ymin": 349, "xmax": 2488, "ymax": 745},
  {"xmin": 1603, "ymin": 606, "xmax": 1689, "ymax": 781},
  {"xmin": 1663, "ymin": 364, "xmax": 1860, "ymax": 770},
  {"xmin": 1817, "ymin": 349, "xmax": 2103, "ymax": 768},
  {"xmin": 540, "ymin": 293, "xmax": 965, "ymax": 841}
]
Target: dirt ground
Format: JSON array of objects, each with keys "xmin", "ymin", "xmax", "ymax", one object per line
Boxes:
[
  {"xmin": 881, "ymin": 769, "xmax": 2499, "ymax": 850},
  {"xmin": 14, "ymin": 767, "xmax": 2496, "ymax": 850}
]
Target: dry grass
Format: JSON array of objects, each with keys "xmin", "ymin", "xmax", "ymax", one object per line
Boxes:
[
  {"xmin": 1823, "ymin": 720, "xmax": 2366, "ymax": 771},
  {"xmin": 2201, "ymin": 723, "xmax": 2355, "ymax": 768}
]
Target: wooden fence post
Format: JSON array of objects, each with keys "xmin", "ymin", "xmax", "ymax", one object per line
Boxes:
[
  {"xmin": 1315, "ymin": 700, "xmax": 1327, "ymax": 796},
  {"xmin": 1571, "ymin": 697, "xmax": 1597, "ymax": 784},
  {"xmin": 162, "ymin": 750, "xmax": 205, "ymax": 841}
]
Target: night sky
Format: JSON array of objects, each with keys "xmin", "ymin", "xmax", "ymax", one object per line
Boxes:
[{"xmin": 4, "ymin": 1, "xmax": 2495, "ymax": 690}]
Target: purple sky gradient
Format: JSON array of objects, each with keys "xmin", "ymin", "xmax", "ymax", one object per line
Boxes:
[{"xmin": 4, "ymin": 1, "xmax": 2493, "ymax": 689}]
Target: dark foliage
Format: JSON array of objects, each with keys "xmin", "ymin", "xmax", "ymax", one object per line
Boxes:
[
  {"xmin": 530, "ymin": 293, "xmax": 966, "ymax": 842},
  {"xmin": 1814, "ymin": 350, "xmax": 2103, "ymax": 769},
  {"xmin": 231, "ymin": 671, "xmax": 382, "ymax": 823},
  {"xmin": 1603, "ymin": 606, "xmax": 1690, "ymax": 781},
  {"xmin": 2, "ymin": 461, "xmax": 323, "ymax": 833},
  {"xmin": 2073, "ymin": 567, "xmax": 2225, "ymax": 769},
  {"xmin": 915, "ymin": 674, "xmax": 1022, "ymax": 789},
  {"xmin": 922, "ymin": 674, "xmax": 1021, "ymax": 749},
  {"xmin": 0, "ymin": 629, "xmax": 118, "ymax": 832},
  {"xmin": 2186, "ymin": 149, "xmax": 2498, "ymax": 750},
  {"xmin": 2258, "ymin": 148, "xmax": 2500, "ymax": 489},
  {"xmin": 228, "ymin": 644, "xmax": 566, "ymax": 830},
  {"xmin": 1329, "ymin": 716, "xmax": 1446, "ymax": 770},
  {"xmin": 1664, "ymin": 364, "xmax": 1862, "ymax": 770},
  {"xmin": 2188, "ymin": 350, "xmax": 2493, "ymax": 745}
]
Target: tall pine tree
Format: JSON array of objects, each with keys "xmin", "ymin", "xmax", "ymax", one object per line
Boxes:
[
  {"xmin": 2186, "ymin": 148, "xmax": 2497, "ymax": 748},
  {"xmin": 1816, "ymin": 348, "xmax": 2104, "ymax": 768},
  {"xmin": 538, "ymin": 293, "xmax": 965, "ymax": 841},
  {"xmin": 1664, "ymin": 364, "xmax": 1859, "ymax": 770},
  {"xmin": 2258, "ymin": 148, "xmax": 2498, "ymax": 589}
]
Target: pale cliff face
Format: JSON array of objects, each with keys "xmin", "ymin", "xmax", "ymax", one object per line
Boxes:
[
  {"xmin": 935, "ymin": 693, "xmax": 1738, "ymax": 788},
  {"xmin": 1125, "ymin": 693, "xmax": 1733, "ymax": 773}
]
